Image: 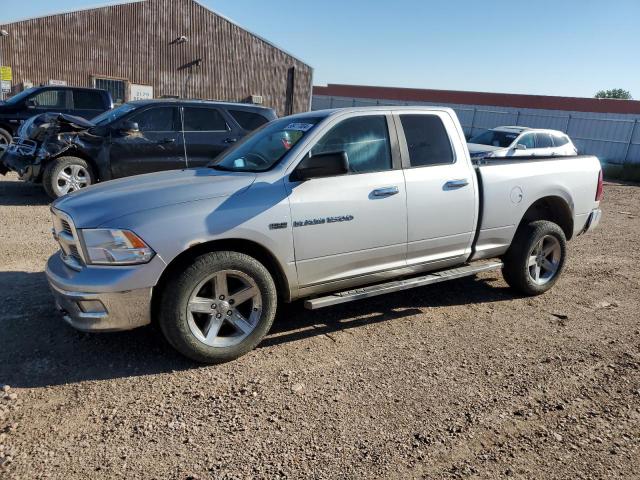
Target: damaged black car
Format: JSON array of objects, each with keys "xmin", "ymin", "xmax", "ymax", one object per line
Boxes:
[{"xmin": 0, "ymin": 99, "xmax": 277, "ymax": 198}]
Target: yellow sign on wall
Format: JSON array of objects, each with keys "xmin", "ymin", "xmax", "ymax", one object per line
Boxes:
[{"xmin": 0, "ymin": 66, "xmax": 12, "ymax": 82}]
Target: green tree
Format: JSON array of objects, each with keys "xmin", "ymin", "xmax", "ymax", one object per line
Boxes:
[{"xmin": 594, "ymin": 89, "xmax": 633, "ymax": 100}]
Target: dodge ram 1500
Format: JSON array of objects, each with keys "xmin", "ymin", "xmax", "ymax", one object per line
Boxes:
[{"xmin": 45, "ymin": 106, "xmax": 603, "ymax": 363}]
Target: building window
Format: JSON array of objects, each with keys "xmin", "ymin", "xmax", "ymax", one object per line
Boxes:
[{"xmin": 94, "ymin": 78, "xmax": 126, "ymax": 105}]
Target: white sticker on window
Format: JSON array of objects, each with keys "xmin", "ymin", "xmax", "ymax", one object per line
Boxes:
[{"xmin": 285, "ymin": 123, "xmax": 314, "ymax": 132}]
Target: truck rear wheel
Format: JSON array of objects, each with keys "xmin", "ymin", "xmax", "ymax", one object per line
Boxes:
[
  {"xmin": 158, "ymin": 251, "xmax": 278, "ymax": 363},
  {"xmin": 43, "ymin": 156, "xmax": 95, "ymax": 199},
  {"xmin": 502, "ymin": 220, "xmax": 567, "ymax": 296}
]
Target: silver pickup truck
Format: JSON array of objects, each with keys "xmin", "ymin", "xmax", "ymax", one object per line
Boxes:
[{"xmin": 46, "ymin": 107, "xmax": 603, "ymax": 363}]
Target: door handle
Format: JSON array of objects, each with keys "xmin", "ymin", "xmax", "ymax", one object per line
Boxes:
[
  {"xmin": 224, "ymin": 138, "xmax": 238, "ymax": 144},
  {"xmin": 159, "ymin": 138, "xmax": 176, "ymax": 144},
  {"xmin": 444, "ymin": 179, "xmax": 469, "ymax": 190},
  {"xmin": 372, "ymin": 186, "xmax": 399, "ymax": 197}
]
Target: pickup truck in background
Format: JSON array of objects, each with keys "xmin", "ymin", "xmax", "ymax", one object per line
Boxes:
[
  {"xmin": 467, "ymin": 126, "xmax": 578, "ymax": 160},
  {"xmin": 45, "ymin": 106, "xmax": 603, "ymax": 363},
  {"xmin": 0, "ymin": 85, "xmax": 113, "ymax": 145},
  {"xmin": 1, "ymin": 99, "xmax": 276, "ymax": 198}
]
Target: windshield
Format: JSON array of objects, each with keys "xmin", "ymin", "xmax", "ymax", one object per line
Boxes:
[
  {"xmin": 468, "ymin": 130, "xmax": 519, "ymax": 148},
  {"xmin": 211, "ymin": 117, "xmax": 323, "ymax": 172},
  {"xmin": 91, "ymin": 103, "xmax": 137, "ymax": 125},
  {"xmin": 3, "ymin": 88, "xmax": 37, "ymax": 105}
]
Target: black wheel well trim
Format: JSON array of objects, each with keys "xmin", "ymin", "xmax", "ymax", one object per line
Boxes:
[
  {"xmin": 151, "ymin": 238, "xmax": 291, "ymax": 324},
  {"xmin": 518, "ymin": 195, "xmax": 574, "ymax": 240}
]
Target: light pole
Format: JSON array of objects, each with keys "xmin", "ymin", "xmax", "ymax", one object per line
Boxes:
[{"xmin": 0, "ymin": 29, "xmax": 8, "ymax": 101}]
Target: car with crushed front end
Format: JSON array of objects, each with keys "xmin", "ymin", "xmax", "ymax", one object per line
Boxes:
[
  {"xmin": 45, "ymin": 106, "xmax": 603, "ymax": 363},
  {"xmin": 1, "ymin": 99, "xmax": 276, "ymax": 198}
]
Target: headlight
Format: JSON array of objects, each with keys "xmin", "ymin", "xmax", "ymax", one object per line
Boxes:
[{"xmin": 80, "ymin": 229, "xmax": 154, "ymax": 265}]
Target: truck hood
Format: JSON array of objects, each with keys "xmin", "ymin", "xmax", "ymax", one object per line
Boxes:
[{"xmin": 53, "ymin": 168, "xmax": 257, "ymax": 227}]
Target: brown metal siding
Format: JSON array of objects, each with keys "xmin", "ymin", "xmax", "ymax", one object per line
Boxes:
[
  {"xmin": 0, "ymin": 0, "xmax": 313, "ymax": 115},
  {"xmin": 314, "ymin": 84, "xmax": 640, "ymax": 116}
]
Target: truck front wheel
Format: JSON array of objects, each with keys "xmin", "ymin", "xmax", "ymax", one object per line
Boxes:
[
  {"xmin": 43, "ymin": 156, "xmax": 95, "ymax": 199},
  {"xmin": 158, "ymin": 251, "xmax": 278, "ymax": 363},
  {"xmin": 502, "ymin": 220, "xmax": 567, "ymax": 296},
  {"xmin": 0, "ymin": 127, "xmax": 12, "ymax": 146}
]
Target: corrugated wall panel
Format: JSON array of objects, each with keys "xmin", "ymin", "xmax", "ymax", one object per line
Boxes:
[
  {"xmin": 0, "ymin": 0, "xmax": 312, "ymax": 115},
  {"xmin": 313, "ymin": 95, "xmax": 640, "ymax": 164}
]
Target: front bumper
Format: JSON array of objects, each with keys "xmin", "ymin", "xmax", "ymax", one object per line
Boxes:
[
  {"xmin": 45, "ymin": 252, "xmax": 165, "ymax": 332},
  {"xmin": 1, "ymin": 148, "xmax": 41, "ymax": 181}
]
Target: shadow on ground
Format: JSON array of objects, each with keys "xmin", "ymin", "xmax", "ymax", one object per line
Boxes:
[
  {"xmin": 0, "ymin": 270, "xmax": 517, "ymax": 389},
  {"xmin": 0, "ymin": 178, "xmax": 51, "ymax": 206}
]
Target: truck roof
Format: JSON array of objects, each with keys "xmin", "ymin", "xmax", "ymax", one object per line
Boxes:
[{"xmin": 293, "ymin": 105, "xmax": 458, "ymax": 121}]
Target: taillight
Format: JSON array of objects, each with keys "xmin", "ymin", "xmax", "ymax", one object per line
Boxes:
[{"xmin": 595, "ymin": 169, "xmax": 604, "ymax": 201}]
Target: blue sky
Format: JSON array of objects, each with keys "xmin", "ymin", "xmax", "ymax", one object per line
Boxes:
[{"xmin": 2, "ymin": 0, "xmax": 639, "ymax": 98}]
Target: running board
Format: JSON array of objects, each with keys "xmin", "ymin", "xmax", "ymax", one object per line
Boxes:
[{"xmin": 304, "ymin": 261, "xmax": 503, "ymax": 310}]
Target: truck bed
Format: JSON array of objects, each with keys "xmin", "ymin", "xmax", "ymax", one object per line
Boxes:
[{"xmin": 471, "ymin": 154, "xmax": 601, "ymax": 261}]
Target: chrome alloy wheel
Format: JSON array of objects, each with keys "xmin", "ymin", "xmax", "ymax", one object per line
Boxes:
[
  {"xmin": 55, "ymin": 164, "xmax": 91, "ymax": 196},
  {"xmin": 186, "ymin": 270, "xmax": 263, "ymax": 348},
  {"xmin": 528, "ymin": 235, "xmax": 561, "ymax": 285}
]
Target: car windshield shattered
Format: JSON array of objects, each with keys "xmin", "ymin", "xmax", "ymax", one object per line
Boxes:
[
  {"xmin": 468, "ymin": 130, "xmax": 519, "ymax": 148},
  {"xmin": 91, "ymin": 103, "xmax": 137, "ymax": 126},
  {"xmin": 210, "ymin": 117, "xmax": 323, "ymax": 172}
]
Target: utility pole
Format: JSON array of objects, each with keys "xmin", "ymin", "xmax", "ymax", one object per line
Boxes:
[{"xmin": 0, "ymin": 29, "xmax": 9, "ymax": 101}]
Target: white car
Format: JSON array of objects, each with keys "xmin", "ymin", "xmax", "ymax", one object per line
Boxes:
[{"xmin": 467, "ymin": 126, "xmax": 578, "ymax": 159}]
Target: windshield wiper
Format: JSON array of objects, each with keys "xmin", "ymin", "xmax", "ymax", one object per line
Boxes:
[{"xmin": 209, "ymin": 164, "xmax": 236, "ymax": 171}]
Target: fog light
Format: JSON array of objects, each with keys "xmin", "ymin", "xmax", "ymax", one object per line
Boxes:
[{"xmin": 78, "ymin": 300, "xmax": 106, "ymax": 314}]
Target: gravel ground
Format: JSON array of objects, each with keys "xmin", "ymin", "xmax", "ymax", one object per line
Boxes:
[{"xmin": 0, "ymin": 172, "xmax": 639, "ymax": 479}]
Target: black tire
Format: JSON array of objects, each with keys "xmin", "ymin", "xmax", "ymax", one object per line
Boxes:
[
  {"xmin": 502, "ymin": 220, "xmax": 567, "ymax": 296},
  {"xmin": 0, "ymin": 127, "xmax": 12, "ymax": 146},
  {"xmin": 42, "ymin": 156, "xmax": 95, "ymax": 199},
  {"xmin": 158, "ymin": 251, "xmax": 278, "ymax": 364}
]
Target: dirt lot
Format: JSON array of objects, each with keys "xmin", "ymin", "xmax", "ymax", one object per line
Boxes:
[{"xmin": 0, "ymin": 172, "xmax": 638, "ymax": 479}]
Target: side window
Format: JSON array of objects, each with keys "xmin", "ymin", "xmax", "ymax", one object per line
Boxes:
[
  {"xmin": 518, "ymin": 133, "xmax": 536, "ymax": 149},
  {"xmin": 535, "ymin": 133, "xmax": 554, "ymax": 148},
  {"xmin": 311, "ymin": 115, "xmax": 392, "ymax": 174},
  {"xmin": 29, "ymin": 90, "xmax": 66, "ymax": 108},
  {"xmin": 73, "ymin": 90, "xmax": 104, "ymax": 110},
  {"xmin": 399, "ymin": 114, "xmax": 454, "ymax": 167},
  {"xmin": 183, "ymin": 107, "xmax": 228, "ymax": 132},
  {"xmin": 552, "ymin": 134, "xmax": 569, "ymax": 147},
  {"xmin": 229, "ymin": 110, "xmax": 269, "ymax": 131},
  {"xmin": 130, "ymin": 107, "xmax": 176, "ymax": 132}
]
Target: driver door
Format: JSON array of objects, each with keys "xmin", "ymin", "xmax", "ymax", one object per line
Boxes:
[
  {"xmin": 109, "ymin": 106, "xmax": 185, "ymax": 178},
  {"xmin": 286, "ymin": 114, "xmax": 407, "ymax": 288}
]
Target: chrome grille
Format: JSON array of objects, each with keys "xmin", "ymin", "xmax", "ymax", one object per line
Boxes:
[{"xmin": 51, "ymin": 208, "xmax": 85, "ymax": 270}]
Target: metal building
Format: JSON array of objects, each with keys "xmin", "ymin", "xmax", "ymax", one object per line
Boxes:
[
  {"xmin": 0, "ymin": 0, "xmax": 313, "ymax": 115},
  {"xmin": 313, "ymin": 84, "xmax": 640, "ymax": 164}
]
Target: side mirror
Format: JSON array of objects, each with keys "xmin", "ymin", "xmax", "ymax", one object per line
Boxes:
[
  {"xmin": 25, "ymin": 99, "xmax": 37, "ymax": 108},
  {"xmin": 291, "ymin": 151, "xmax": 349, "ymax": 181},
  {"xmin": 514, "ymin": 143, "xmax": 527, "ymax": 150},
  {"xmin": 120, "ymin": 121, "xmax": 139, "ymax": 133}
]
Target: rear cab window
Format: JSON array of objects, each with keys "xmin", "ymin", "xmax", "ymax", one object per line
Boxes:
[
  {"xmin": 229, "ymin": 110, "xmax": 270, "ymax": 131},
  {"xmin": 73, "ymin": 90, "xmax": 105, "ymax": 110},
  {"xmin": 399, "ymin": 114, "xmax": 454, "ymax": 167}
]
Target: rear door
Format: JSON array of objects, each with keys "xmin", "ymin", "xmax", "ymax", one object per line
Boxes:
[
  {"xmin": 109, "ymin": 105, "xmax": 185, "ymax": 178},
  {"xmin": 70, "ymin": 89, "xmax": 107, "ymax": 119},
  {"xmin": 287, "ymin": 113, "xmax": 407, "ymax": 287},
  {"xmin": 182, "ymin": 106, "xmax": 239, "ymax": 167},
  {"xmin": 397, "ymin": 112, "xmax": 478, "ymax": 267},
  {"xmin": 534, "ymin": 132, "xmax": 555, "ymax": 156}
]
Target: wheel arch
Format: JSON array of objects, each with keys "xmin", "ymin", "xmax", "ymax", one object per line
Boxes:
[
  {"xmin": 151, "ymin": 238, "xmax": 292, "ymax": 324},
  {"xmin": 517, "ymin": 195, "xmax": 574, "ymax": 240}
]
